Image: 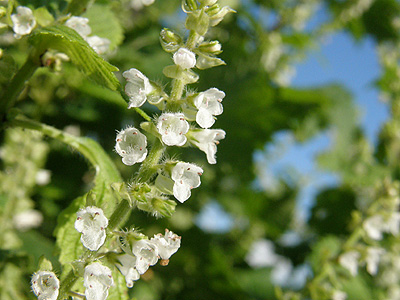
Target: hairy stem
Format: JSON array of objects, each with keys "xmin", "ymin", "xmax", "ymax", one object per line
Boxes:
[
  {"xmin": 136, "ymin": 139, "xmax": 166, "ymax": 183},
  {"xmin": 0, "ymin": 58, "xmax": 39, "ymax": 122}
]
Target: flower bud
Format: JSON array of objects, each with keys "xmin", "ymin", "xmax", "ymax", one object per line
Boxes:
[
  {"xmin": 206, "ymin": 4, "xmax": 235, "ymax": 27},
  {"xmin": 198, "ymin": 40, "xmax": 222, "ymax": 55},
  {"xmin": 173, "ymin": 48, "xmax": 196, "ymax": 69},
  {"xmin": 160, "ymin": 28, "xmax": 182, "ymax": 53},
  {"xmin": 182, "ymin": 0, "xmax": 198, "ymax": 12},
  {"xmin": 199, "ymin": 0, "xmax": 218, "ymax": 6}
]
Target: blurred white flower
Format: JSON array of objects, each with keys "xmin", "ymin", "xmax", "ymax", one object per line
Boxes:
[
  {"xmin": 131, "ymin": 0, "xmax": 155, "ymax": 10},
  {"xmin": 366, "ymin": 247, "xmax": 385, "ymax": 276},
  {"xmin": 87, "ymin": 36, "xmax": 111, "ymax": 55},
  {"xmin": 11, "ymin": 6, "xmax": 36, "ymax": 38},
  {"xmin": 332, "ymin": 290, "xmax": 347, "ymax": 300},
  {"xmin": 339, "ymin": 251, "xmax": 360, "ymax": 276},
  {"xmin": 36, "ymin": 169, "xmax": 51, "ymax": 186},
  {"xmin": 13, "ymin": 209, "xmax": 43, "ymax": 231},
  {"xmin": 65, "ymin": 16, "xmax": 91, "ymax": 39}
]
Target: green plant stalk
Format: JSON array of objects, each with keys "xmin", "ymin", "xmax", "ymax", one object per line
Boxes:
[
  {"xmin": 136, "ymin": 139, "xmax": 166, "ymax": 183},
  {"xmin": 58, "ymin": 270, "xmax": 78, "ymax": 300},
  {"xmin": 119, "ymin": 86, "xmax": 152, "ymax": 121},
  {"xmin": 8, "ymin": 113, "xmax": 120, "ymax": 180},
  {"xmin": 0, "ymin": 58, "xmax": 39, "ymax": 121},
  {"xmin": 108, "ymin": 199, "xmax": 131, "ymax": 230}
]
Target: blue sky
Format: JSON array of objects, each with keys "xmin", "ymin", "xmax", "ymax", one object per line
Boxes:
[{"xmin": 197, "ymin": 3, "xmax": 391, "ymax": 231}]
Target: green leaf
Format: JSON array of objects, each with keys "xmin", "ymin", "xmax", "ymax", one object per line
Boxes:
[
  {"xmin": 33, "ymin": 7, "xmax": 55, "ymax": 27},
  {"xmin": 29, "ymin": 25, "xmax": 120, "ymax": 90},
  {"xmin": 54, "ymin": 193, "xmax": 85, "ymax": 264},
  {"xmin": 83, "ymin": 4, "xmax": 124, "ymax": 51}
]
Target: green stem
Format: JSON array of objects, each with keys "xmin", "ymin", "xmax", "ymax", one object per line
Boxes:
[
  {"xmin": 7, "ymin": 113, "xmax": 120, "ymax": 180},
  {"xmin": 186, "ymin": 30, "xmax": 199, "ymax": 50},
  {"xmin": 119, "ymin": 87, "xmax": 152, "ymax": 121},
  {"xmin": 108, "ymin": 199, "xmax": 131, "ymax": 230},
  {"xmin": 0, "ymin": 58, "xmax": 39, "ymax": 121},
  {"xmin": 170, "ymin": 79, "xmax": 185, "ymax": 102},
  {"xmin": 58, "ymin": 270, "xmax": 78, "ymax": 300},
  {"xmin": 136, "ymin": 139, "xmax": 166, "ymax": 183}
]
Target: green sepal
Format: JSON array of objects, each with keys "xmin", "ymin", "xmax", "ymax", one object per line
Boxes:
[
  {"xmin": 196, "ymin": 53, "xmax": 225, "ymax": 69},
  {"xmin": 182, "ymin": 0, "xmax": 198, "ymax": 12},
  {"xmin": 163, "ymin": 65, "xmax": 199, "ymax": 84},
  {"xmin": 160, "ymin": 28, "xmax": 183, "ymax": 53},
  {"xmin": 185, "ymin": 9, "xmax": 209, "ymax": 36},
  {"xmin": 111, "ymin": 182, "xmax": 133, "ymax": 207},
  {"xmin": 29, "ymin": 25, "xmax": 120, "ymax": 91},
  {"xmin": 38, "ymin": 256, "xmax": 53, "ymax": 271},
  {"xmin": 85, "ymin": 191, "xmax": 96, "ymax": 207}
]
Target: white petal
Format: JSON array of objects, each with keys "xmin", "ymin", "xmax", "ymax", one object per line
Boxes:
[
  {"xmin": 11, "ymin": 6, "xmax": 36, "ymax": 36},
  {"xmin": 65, "ymin": 16, "xmax": 91, "ymax": 38},
  {"xmin": 81, "ymin": 227, "xmax": 106, "ymax": 251},
  {"xmin": 87, "ymin": 36, "xmax": 110, "ymax": 54},
  {"xmin": 115, "ymin": 127, "xmax": 148, "ymax": 165},
  {"xmin": 173, "ymin": 48, "xmax": 196, "ymax": 69},
  {"xmin": 196, "ymin": 108, "xmax": 215, "ymax": 129},
  {"xmin": 173, "ymin": 182, "xmax": 191, "ymax": 203}
]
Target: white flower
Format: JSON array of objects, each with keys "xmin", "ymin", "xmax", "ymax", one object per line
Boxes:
[
  {"xmin": 190, "ymin": 129, "xmax": 225, "ymax": 164},
  {"xmin": 31, "ymin": 271, "xmax": 60, "ymax": 300},
  {"xmin": 339, "ymin": 251, "xmax": 360, "ymax": 276},
  {"xmin": 173, "ymin": 48, "xmax": 196, "ymax": 69},
  {"xmin": 332, "ymin": 290, "xmax": 347, "ymax": 300},
  {"xmin": 194, "ymin": 88, "xmax": 224, "ymax": 128},
  {"xmin": 13, "ymin": 209, "xmax": 43, "ymax": 231},
  {"xmin": 363, "ymin": 215, "xmax": 385, "ymax": 240},
  {"xmin": 150, "ymin": 229, "xmax": 181, "ymax": 261},
  {"xmin": 131, "ymin": 0, "xmax": 155, "ymax": 10},
  {"xmin": 157, "ymin": 113, "xmax": 189, "ymax": 146},
  {"xmin": 36, "ymin": 169, "xmax": 51, "ymax": 186},
  {"xmin": 65, "ymin": 16, "xmax": 92, "ymax": 39},
  {"xmin": 116, "ymin": 254, "xmax": 140, "ymax": 288},
  {"xmin": 84, "ymin": 263, "xmax": 113, "ymax": 300},
  {"xmin": 123, "ymin": 68, "xmax": 154, "ymax": 108},
  {"xmin": 74, "ymin": 206, "xmax": 108, "ymax": 251},
  {"xmin": 11, "ymin": 6, "xmax": 36, "ymax": 38},
  {"xmin": 171, "ymin": 162, "xmax": 203, "ymax": 203},
  {"xmin": 366, "ymin": 247, "xmax": 385, "ymax": 276},
  {"xmin": 115, "ymin": 127, "xmax": 148, "ymax": 165},
  {"xmin": 385, "ymin": 212, "xmax": 400, "ymax": 236},
  {"xmin": 131, "ymin": 239, "xmax": 159, "ymax": 274},
  {"xmin": 87, "ymin": 36, "xmax": 110, "ymax": 54}
]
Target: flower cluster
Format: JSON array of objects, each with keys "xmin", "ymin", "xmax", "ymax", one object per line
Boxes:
[
  {"xmin": 116, "ymin": 229, "xmax": 181, "ymax": 288},
  {"xmin": 65, "ymin": 16, "xmax": 110, "ymax": 54},
  {"xmin": 29, "ymin": 1, "xmax": 231, "ymax": 299}
]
